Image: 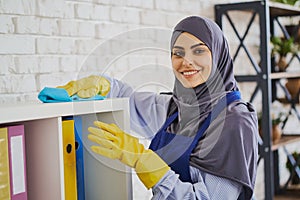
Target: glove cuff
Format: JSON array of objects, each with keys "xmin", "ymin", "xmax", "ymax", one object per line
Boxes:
[{"xmin": 135, "ymin": 149, "xmax": 170, "ymax": 189}]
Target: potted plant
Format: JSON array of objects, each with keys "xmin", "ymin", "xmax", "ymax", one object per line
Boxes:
[
  {"xmin": 258, "ymin": 112, "xmax": 285, "ymax": 143},
  {"xmin": 285, "ymin": 151, "xmax": 300, "ymax": 185},
  {"xmin": 272, "ymin": 0, "xmax": 300, "ymax": 6},
  {"xmin": 285, "ymin": 77, "xmax": 300, "ymax": 103},
  {"xmin": 271, "ymin": 36, "xmax": 298, "ymax": 71}
]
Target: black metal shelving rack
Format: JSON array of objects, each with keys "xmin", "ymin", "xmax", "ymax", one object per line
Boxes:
[{"xmin": 215, "ymin": 1, "xmax": 300, "ymax": 200}]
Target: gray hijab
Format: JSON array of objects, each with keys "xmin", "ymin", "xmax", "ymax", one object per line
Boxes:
[{"xmin": 168, "ymin": 16, "xmax": 258, "ymax": 199}]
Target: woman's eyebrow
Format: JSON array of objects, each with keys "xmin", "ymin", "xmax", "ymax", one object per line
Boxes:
[
  {"xmin": 190, "ymin": 43, "xmax": 206, "ymax": 49},
  {"xmin": 172, "ymin": 46, "xmax": 184, "ymax": 50}
]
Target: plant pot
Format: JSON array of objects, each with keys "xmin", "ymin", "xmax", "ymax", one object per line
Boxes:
[
  {"xmin": 272, "ymin": 124, "xmax": 282, "ymax": 144},
  {"xmin": 277, "ymin": 56, "xmax": 288, "ymax": 72},
  {"xmin": 285, "ymin": 78, "xmax": 300, "ymax": 103},
  {"xmin": 258, "ymin": 124, "xmax": 282, "ymax": 144}
]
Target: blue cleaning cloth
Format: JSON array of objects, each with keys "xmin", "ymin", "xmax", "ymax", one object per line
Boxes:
[
  {"xmin": 38, "ymin": 87, "xmax": 71, "ymax": 103},
  {"xmin": 38, "ymin": 87, "xmax": 105, "ymax": 103}
]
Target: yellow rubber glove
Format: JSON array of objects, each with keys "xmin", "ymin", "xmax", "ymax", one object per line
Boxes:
[
  {"xmin": 88, "ymin": 121, "xmax": 170, "ymax": 189},
  {"xmin": 57, "ymin": 75, "xmax": 110, "ymax": 98}
]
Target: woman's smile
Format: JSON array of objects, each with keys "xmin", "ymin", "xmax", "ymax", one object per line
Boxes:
[{"xmin": 181, "ymin": 70, "xmax": 200, "ymax": 76}]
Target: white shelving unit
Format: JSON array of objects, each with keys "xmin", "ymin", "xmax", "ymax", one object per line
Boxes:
[{"xmin": 0, "ymin": 98, "xmax": 133, "ymax": 200}]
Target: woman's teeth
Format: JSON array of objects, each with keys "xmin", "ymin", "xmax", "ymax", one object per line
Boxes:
[{"xmin": 182, "ymin": 70, "xmax": 198, "ymax": 75}]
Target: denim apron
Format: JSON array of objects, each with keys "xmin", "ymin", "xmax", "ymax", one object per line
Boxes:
[{"xmin": 149, "ymin": 91, "xmax": 241, "ymax": 183}]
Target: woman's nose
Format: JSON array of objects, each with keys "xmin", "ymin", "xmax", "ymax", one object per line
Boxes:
[{"xmin": 182, "ymin": 55, "xmax": 193, "ymax": 66}]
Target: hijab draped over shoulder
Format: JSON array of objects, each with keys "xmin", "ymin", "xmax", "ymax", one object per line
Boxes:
[{"xmin": 167, "ymin": 16, "xmax": 258, "ymax": 199}]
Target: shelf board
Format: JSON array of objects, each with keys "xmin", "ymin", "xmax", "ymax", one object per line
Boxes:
[
  {"xmin": 234, "ymin": 75, "xmax": 260, "ymax": 82},
  {"xmin": 216, "ymin": 1, "xmax": 300, "ymax": 17},
  {"xmin": 274, "ymin": 185, "xmax": 300, "ymax": 200},
  {"xmin": 272, "ymin": 134, "xmax": 300, "ymax": 151},
  {"xmin": 277, "ymin": 97, "xmax": 299, "ymax": 104},
  {"xmin": 270, "ymin": 72, "xmax": 300, "ymax": 79},
  {"xmin": 235, "ymin": 72, "xmax": 300, "ymax": 81},
  {"xmin": 269, "ymin": 1, "xmax": 300, "ymax": 17},
  {"xmin": 0, "ymin": 98, "xmax": 129, "ymax": 124}
]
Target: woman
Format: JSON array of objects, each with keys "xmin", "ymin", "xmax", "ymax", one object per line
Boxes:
[{"xmin": 87, "ymin": 16, "xmax": 259, "ymax": 199}]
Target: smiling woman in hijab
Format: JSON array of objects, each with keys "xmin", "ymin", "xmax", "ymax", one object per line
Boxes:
[{"xmin": 87, "ymin": 16, "xmax": 259, "ymax": 200}]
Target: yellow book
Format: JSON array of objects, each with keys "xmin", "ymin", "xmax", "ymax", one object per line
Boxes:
[
  {"xmin": 0, "ymin": 127, "xmax": 11, "ymax": 200},
  {"xmin": 62, "ymin": 120, "xmax": 78, "ymax": 200}
]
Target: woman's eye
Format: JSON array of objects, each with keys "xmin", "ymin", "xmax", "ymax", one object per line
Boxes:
[
  {"xmin": 173, "ymin": 51, "xmax": 185, "ymax": 57},
  {"xmin": 193, "ymin": 48, "xmax": 205, "ymax": 55}
]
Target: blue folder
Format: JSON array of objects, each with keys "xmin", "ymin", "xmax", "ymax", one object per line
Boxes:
[{"xmin": 74, "ymin": 116, "xmax": 85, "ymax": 200}]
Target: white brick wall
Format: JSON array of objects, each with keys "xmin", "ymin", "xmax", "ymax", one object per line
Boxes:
[
  {"xmin": 0, "ymin": 35, "xmax": 35, "ymax": 54},
  {"xmin": 0, "ymin": 15, "xmax": 14, "ymax": 33},
  {"xmin": 2, "ymin": 0, "xmax": 225, "ymax": 103},
  {"xmin": 0, "ymin": 0, "xmax": 299, "ymax": 199},
  {"xmin": 0, "ymin": 0, "xmax": 36, "ymax": 15}
]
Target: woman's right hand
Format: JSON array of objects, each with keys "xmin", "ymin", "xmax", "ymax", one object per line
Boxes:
[{"xmin": 57, "ymin": 75, "xmax": 110, "ymax": 98}]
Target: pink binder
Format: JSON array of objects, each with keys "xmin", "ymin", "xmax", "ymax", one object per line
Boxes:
[{"xmin": 7, "ymin": 125, "xmax": 27, "ymax": 200}]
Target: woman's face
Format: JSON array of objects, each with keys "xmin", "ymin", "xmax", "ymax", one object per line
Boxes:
[{"xmin": 171, "ymin": 32, "xmax": 212, "ymax": 88}]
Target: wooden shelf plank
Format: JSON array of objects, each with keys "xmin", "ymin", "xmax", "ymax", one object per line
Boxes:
[
  {"xmin": 270, "ymin": 72, "xmax": 300, "ymax": 79},
  {"xmin": 234, "ymin": 72, "xmax": 300, "ymax": 81},
  {"xmin": 274, "ymin": 186, "xmax": 300, "ymax": 200},
  {"xmin": 269, "ymin": 1, "xmax": 300, "ymax": 17},
  {"xmin": 272, "ymin": 134, "xmax": 300, "ymax": 151}
]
